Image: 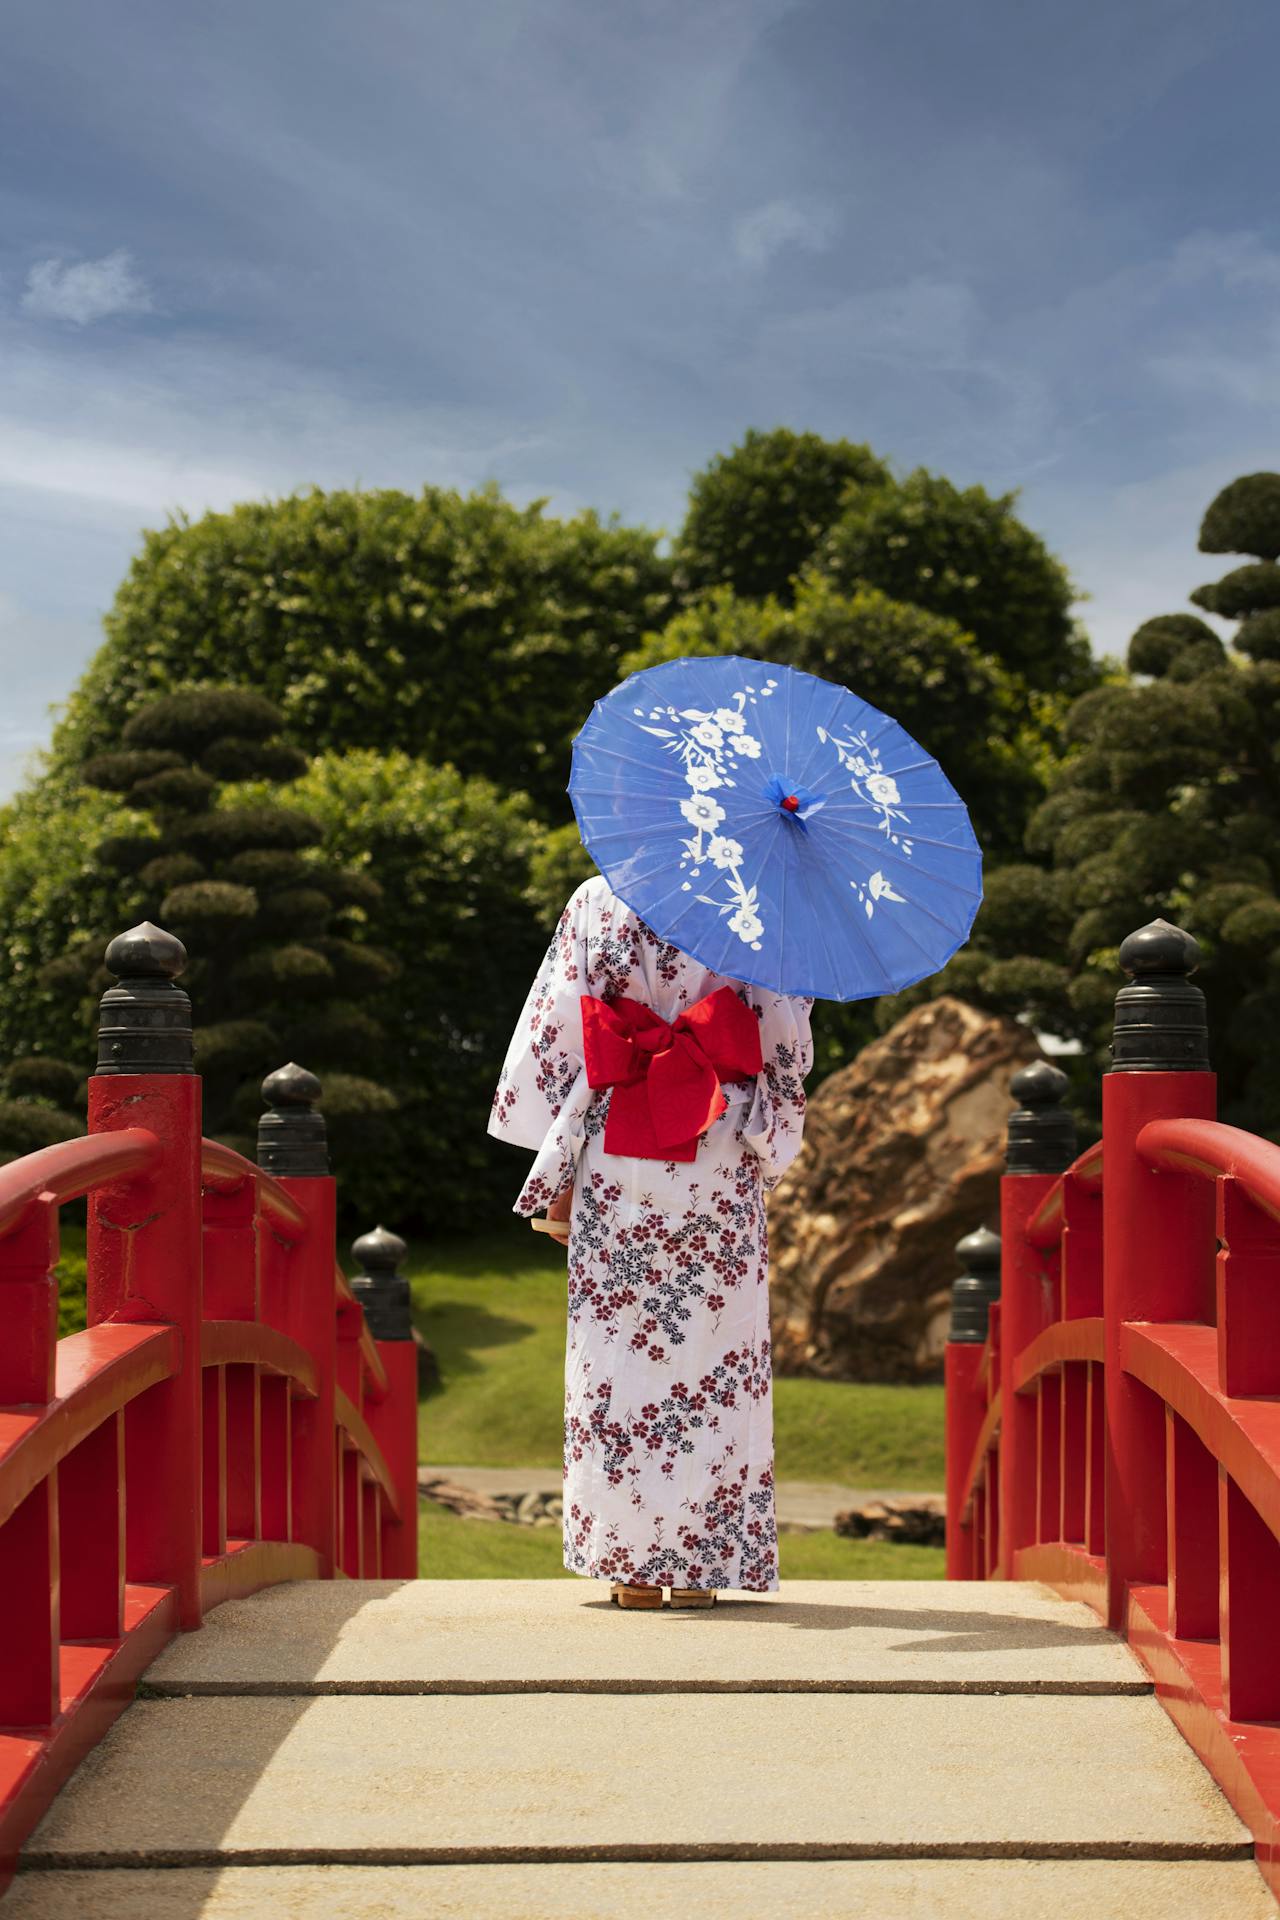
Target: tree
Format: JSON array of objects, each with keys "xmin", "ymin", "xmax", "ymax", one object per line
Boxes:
[
  {"xmin": 0, "ymin": 1055, "xmax": 84, "ymax": 1167},
  {"xmin": 951, "ymin": 472, "xmax": 1280, "ymax": 1128},
  {"xmin": 818, "ymin": 469, "xmax": 1092, "ymax": 695},
  {"xmin": 244, "ymin": 750, "xmax": 552, "ymax": 1228},
  {"xmin": 0, "ymin": 720, "xmax": 549, "ymax": 1228},
  {"xmin": 673, "ymin": 428, "xmax": 890, "ymax": 603},
  {"xmin": 46, "ymin": 689, "xmax": 399, "ymax": 1173},
  {"xmin": 48, "ymin": 486, "xmax": 672, "ymax": 821}
]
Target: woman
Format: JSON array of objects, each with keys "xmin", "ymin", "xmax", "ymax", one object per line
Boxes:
[{"xmin": 488, "ymin": 873, "xmax": 812, "ymax": 1609}]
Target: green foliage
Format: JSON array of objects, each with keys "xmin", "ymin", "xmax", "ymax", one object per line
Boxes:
[
  {"xmin": 0, "ymin": 1098, "xmax": 83, "ymax": 1162},
  {"xmin": 56, "ymin": 1225, "xmax": 88, "ymax": 1337},
  {"xmin": 16, "ymin": 687, "xmax": 401, "ymax": 1210},
  {"xmin": 1191, "ymin": 562, "xmax": 1280, "ymax": 619},
  {"xmin": 526, "ymin": 821, "xmax": 596, "ymax": 929},
  {"xmin": 5, "ymin": 1057, "xmax": 82, "ymax": 1107},
  {"xmin": 123, "ymin": 687, "xmax": 283, "ymax": 753},
  {"xmin": 0, "ymin": 780, "xmax": 142, "ymax": 1069},
  {"xmin": 51, "ymin": 486, "xmax": 672, "ymax": 821},
  {"xmin": 1237, "ymin": 609, "xmax": 1280, "ymax": 662},
  {"xmin": 1200, "ymin": 472, "xmax": 1280, "ymax": 563},
  {"xmin": 234, "ymin": 750, "xmax": 551, "ymax": 1229},
  {"xmin": 0, "ymin": 1044, "xmax": 84, "ymax": 1159},
  {"xmin": 973, "ymin": 471, "xmax": 1280, "ymax": 1130},
  {"xmin": 0, "ymin": 1047, "xmax": 87, "ymax": 1172},
  {"xmin": 1127, "ymin": 614, "xmax": 1224, "ymax": 678},
  {"xmin": 819, "ymin": 469, "xmax": 1092, "ymax": 695},
  {"xmin": 673, "ymin": 427, "xmax": 889, "ymax": 603}
]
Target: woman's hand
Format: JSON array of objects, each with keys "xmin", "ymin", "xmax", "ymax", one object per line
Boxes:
[{"xmin": 546, "ymin": 1182, "xmax": 573, "ymax": 1250}]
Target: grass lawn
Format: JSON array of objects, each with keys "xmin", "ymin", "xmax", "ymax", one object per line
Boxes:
[
  {"xmin": 420, "ymin": 1499, "xmax": 943, "ymax": 1581},
  {"xmin": 411, "ymin": 1221, "xmax": 944, "ymax": 1489}
]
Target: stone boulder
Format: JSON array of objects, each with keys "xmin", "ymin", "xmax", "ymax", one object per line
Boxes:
[{"xmin": 768, "ymin": 996, "xmax": 1040, "ymax": 1382}]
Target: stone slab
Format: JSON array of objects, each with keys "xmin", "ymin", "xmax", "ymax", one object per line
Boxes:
[
  {"xmin": 24, "ymin": 1692, "xmax": 1248, "ymax": 1862},
  {"xmin": 8, "ymin": 1861, "xmax": 1277, "ymax": 1920},
  {"xmin": 142, "ymin": 1578, "xmax": 1147, "ymax": 1694}
]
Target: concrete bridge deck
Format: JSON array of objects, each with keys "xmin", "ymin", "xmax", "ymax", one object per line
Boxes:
[{"xmin": 9, "ymin": 1580, "xmax": 1276, "ymax": 1918}]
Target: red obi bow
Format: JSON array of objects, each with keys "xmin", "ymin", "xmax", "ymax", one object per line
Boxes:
[{"xmin": 580, "ymin": 987, "xmax": 763, "ymax": 1162}]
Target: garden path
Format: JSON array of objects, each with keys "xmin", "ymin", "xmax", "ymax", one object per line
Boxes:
[{"xmin": 8, "ymin": 1578, "xmax": 1273, "ymax": 1918}]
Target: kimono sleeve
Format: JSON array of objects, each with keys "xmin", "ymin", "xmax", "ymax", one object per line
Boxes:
[
  {"xmin": 488, "ymin": 882, "xmax": 594, "ymax": 1213},
  {"xmin": 741, "ymin": 991, "xmax": 814, "ymax": 1190}
]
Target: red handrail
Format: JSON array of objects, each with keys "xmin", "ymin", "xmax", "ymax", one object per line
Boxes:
[
  {"xmin": 1139, "ymin": 1117, "xmax": 1280, "ymax": 1225},
  {"xmin": 1025, "ymin": 1139, "xmax": 1103, "ymax": 1249},
  {"xmin": 0, "ymin": 1129, "xmax": 160, "ymax": 1239},
  {"xmin": 201, "ymin": 1138, "xmax": 307, "ymax": 1238}
]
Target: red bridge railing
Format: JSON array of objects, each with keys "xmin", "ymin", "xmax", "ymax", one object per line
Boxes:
[
  {"xmin": 0, "ymin": 923, "xmax": 418, "ymax": 1890},
  {"xmin": 946, "ymin": 919, "xmax": 1280, "ymax": 1895}
]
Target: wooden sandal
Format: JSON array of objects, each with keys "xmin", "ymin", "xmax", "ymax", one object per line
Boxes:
[
  {"xmin": 610, "ymin": 1582, "xmax": 663, "ymax": 1610},
  {"xmin": 670, "ymin": 1588, "xmax": 716, "ymax": 1609}
]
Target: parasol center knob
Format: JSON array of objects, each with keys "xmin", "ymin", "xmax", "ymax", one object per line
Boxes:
[{"xmin": 781, "ymin": 794, "xmax": 800, "ymax": 812}]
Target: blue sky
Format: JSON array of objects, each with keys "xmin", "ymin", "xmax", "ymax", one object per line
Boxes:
[{"xmin": 2, "ymin": 0, "xmax": 1278, "ymax": 798}]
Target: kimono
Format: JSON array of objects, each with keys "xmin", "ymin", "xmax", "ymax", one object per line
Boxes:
[{"xmin": 488, "ymin": 876, "xmax": 813, "ymax": 1592}]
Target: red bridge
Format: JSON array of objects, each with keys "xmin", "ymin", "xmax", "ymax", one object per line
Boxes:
[
  {"xmin": 948, "ymin": 918, "xmax": 1280, "ymax": 1904},
  {"xmin": 3, "ymin": 915, "xmax": 1280, "ymax": 1915}
]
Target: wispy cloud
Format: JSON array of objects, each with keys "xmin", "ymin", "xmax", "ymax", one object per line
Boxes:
[
  {"xmin": 22, "ymin": 250, "xmax": 153, "ymax": 326},
  {"xmin": 733, "ymin": 197, "xmax": 837, "ymax": 269}
]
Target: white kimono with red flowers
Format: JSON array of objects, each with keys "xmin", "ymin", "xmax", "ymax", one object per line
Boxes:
[{"xmin": 489, "ymin": 877, "xmax": 812, "ymax": 1592}]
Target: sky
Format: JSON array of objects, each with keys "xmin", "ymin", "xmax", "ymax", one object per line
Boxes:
[{"xmin": 2, "ymin": 0, "xmax": 1279, "ymax": 800}]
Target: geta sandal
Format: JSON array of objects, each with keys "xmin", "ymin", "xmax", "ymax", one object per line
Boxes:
[{"xmin": 610, "ymin": 1582, "xmax": 663, "ymax": 1609}]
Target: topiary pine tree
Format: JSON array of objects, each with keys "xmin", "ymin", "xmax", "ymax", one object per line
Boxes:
[
  {"xmin": 0, "ymin": 1055, "xmax": 85, "ymax": 1166},
  {"xmin": 920, "ymin": 472, "xmax": 1280, "ymax": 1129},
  {"xmin": 62, "ymin": 687, "xmax": 400, "ymax": 1165}
]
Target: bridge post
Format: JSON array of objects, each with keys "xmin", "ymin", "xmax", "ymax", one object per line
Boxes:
[
  {"xmin": 257, "ymin": 1064, "xmax": 338, "ymax": 1578},
  {"xmin": 1102, "ymin": 921, "xmax": 1215, "ymax": 1632},
  {"xmin": 944, "ymin": 1227, "xmax": 1000, "ymax": 1578},
  {"xmin": 87, "ymin": 924, "xmax": 204, "ymax": 1630},
  {"xmin": 999, "ymin": 1063, "xmax": 1076, "ymax": 1579},
  {"xmin": 351, "ymin": 1226, "xmax": 420, "ymax": 1579}
]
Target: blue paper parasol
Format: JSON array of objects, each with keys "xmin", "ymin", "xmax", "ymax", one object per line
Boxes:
[{"xmin": 568, "ymin": 654, "xmax": 982, "ymax": 1002}]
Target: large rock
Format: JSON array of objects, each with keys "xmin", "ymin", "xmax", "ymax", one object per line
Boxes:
[{"xmin": 768, "ymin": 996, "xmax": 1040, "ymax": 1381}]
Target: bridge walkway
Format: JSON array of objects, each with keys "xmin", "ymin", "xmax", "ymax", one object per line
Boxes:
[{"xmin": 8, "ymin": 1578, "xmax": 1275, "ymax": 1918}]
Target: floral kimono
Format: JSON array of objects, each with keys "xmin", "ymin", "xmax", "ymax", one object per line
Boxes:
[{"xmin": 488, "ymin": 876, "xmax": 812, "ymax": 1592}]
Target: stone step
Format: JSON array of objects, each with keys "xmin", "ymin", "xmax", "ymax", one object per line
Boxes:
[
  {"xmin": 140, "ymin": 1578, "xmax": 1147, "ymax": 1695},
  {"xmin": 8, "ymin": 1860, "xmax": 1278, "ymax": 1920},
  {"xmin": 22, "ymin": 1692, "xmax": 1249, "ymax": 1866}
]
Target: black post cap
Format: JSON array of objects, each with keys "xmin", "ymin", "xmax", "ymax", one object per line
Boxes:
[
  {"xmin": 96, "ymin": 922, "xmax": 194, "ymax": 1075},
  {"xmin": 1110, "ymin": 919, "xmax": 1211, "ymax": 1073},
  {"xmin": 1006, "ymin": 1060, "xmax": 1077, "ymax": 1175},
  {"xmin": 350, "ymin": 1225, "xmax": 412, "ymax": 1341},
  {"xmin": 257, "ymin": 1062, "xmax": 330, "ymax": 1177},
  {"xmin": 948, "ymin": 1226, "xmax": 1002, "ymax": 1344}
]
